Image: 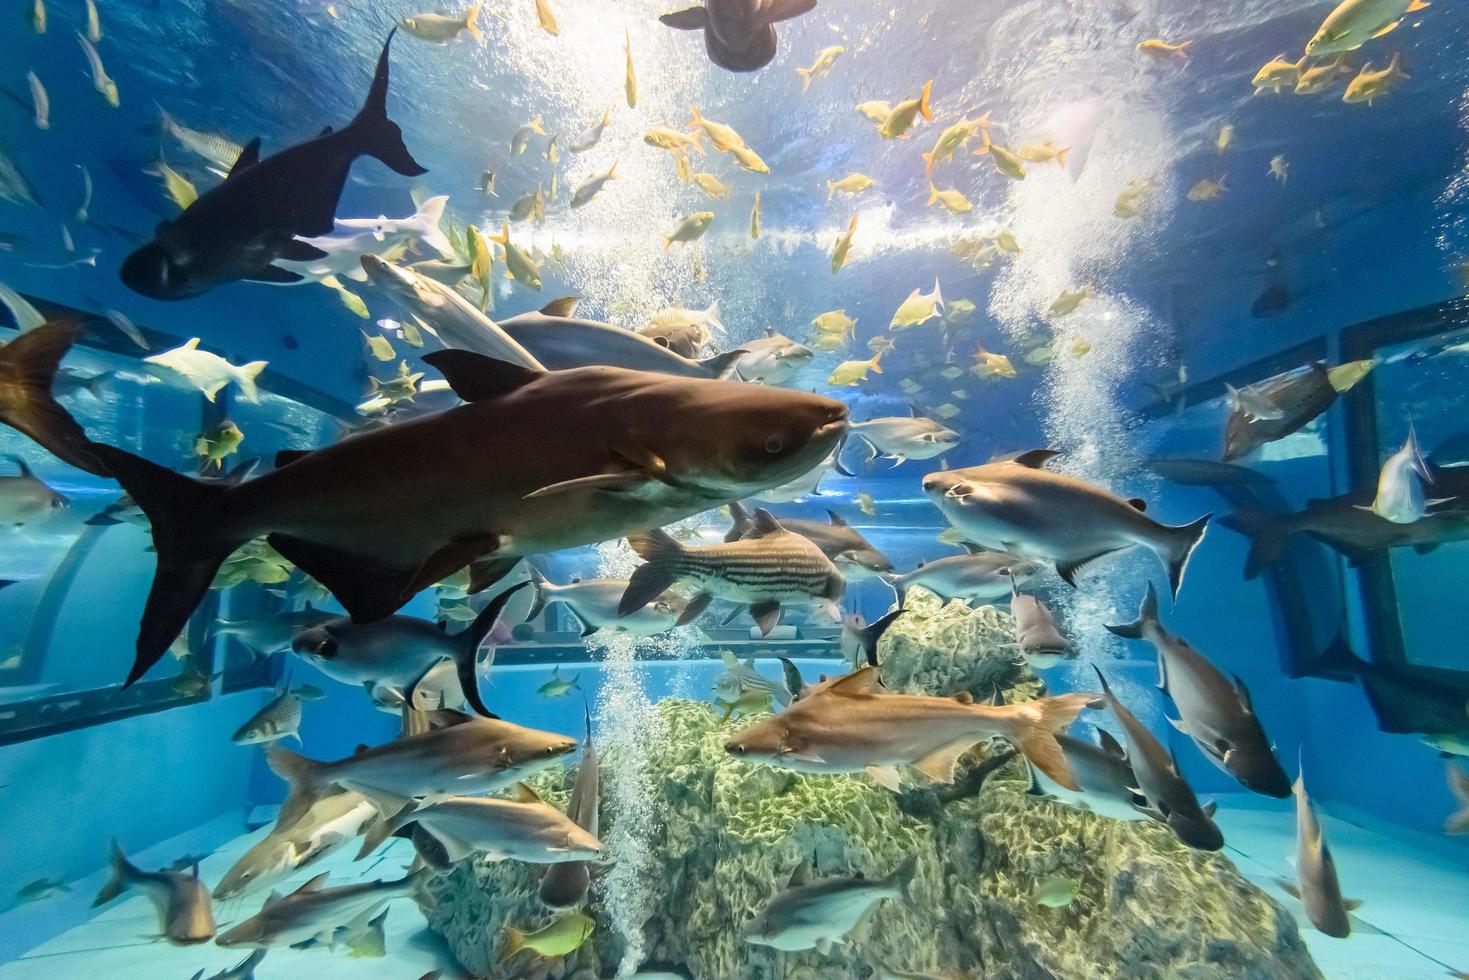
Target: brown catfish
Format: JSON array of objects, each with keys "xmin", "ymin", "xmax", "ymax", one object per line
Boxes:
[
  {"xmin": 68, "ymin": 348, "xmax": 846, "ymax": 685},
  {"xmin": 1223, "ymin": 362, "xmax": 1336, "ymax": 461}
]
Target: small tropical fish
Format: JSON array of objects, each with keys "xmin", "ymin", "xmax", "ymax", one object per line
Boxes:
[
  {"xmin": 716, "ymin": 688, "xmax": 772, "ymax": 719},
  {"xmin": 662, "ymin": 211, "xmax": 714, "ymax": 250},
  {"xmin": 500, "ymin": 910, "xmax": 595, "ymax": 962},
  {"xmin": 856, "ymin": 100, "xmax": 892, "ymax": 126},
  {"xmin": 1365, "ymin": 425, "xmax": 1449, "ymax": 524},
  {"xmin": 945, "ymin": 297, "xmax": 978, "ymax": 319},
  {"xmin": 1137, "ymin": 38, "xmax": 1190, "ymax": 61},
  {"xmin": 644, "ymin": 127, "xmax": 703, "ymax": 155},
  {"xmin": 231, "ymin": 686, "xmax": 307, "ymax": 745},
  {"xmin": 157, "ymin": 109, "xmax": 241, "ymax": 171},
  {"xmin": 979, "ymin": 143, "xmax": 1027, "ymax": 179},
  {"xmin": 1187, "ymin": 176, "xmax": 1227, "ymax": 201},
  {"xmin": 535, "ymin": 0, "xmax": 559, "ymax": 34},
  {"xmin": 750, "ymin": 190, "xmax": 761, "ymax": 239},
  {"xmin": 1225, "ymin": 381, "xmax": 1284, "ymax": 420},
  {"xmin": 1016, "ymin": 139, "xmax": 1069, "ymax": 169},
  {"xmin": 923, "ymin": 117, "xmax": 987, "ymax": 175},
  {"xmin": 26, "ymin": 71, "xmax": 48, "ymax": 130},
  {"xmin": 728, "ymin": 143, "xmax": 769, "ymax": 173},
  {"xmin": 1047, "ymin": 286, "xmax": 1092, "ymax": 317},
  {"xmin": 742, "ymin": 856, "xmax": 917, "ymax": 952},
  {"xmin": 537, "ymin": 665, "xmax": 581, "ymax": 698},
  {"xmin": 879, "ymin": 80, "xmax": 934, "ymax": 139},
  {"xmin": 856, "ymin": 490, "xmax": 876, "ymax": 516},
  {"xmin": 480, "ymin": 170, "xmax": 497, "ymax": 195},
  {"xmin": 691, "ymin": 171, "xmax": 732, "ymax": 200},
  {"xmin": 16, "ymin": 877, "xmax": 70, "ymax": 904},
  {"xmin": 1253, "ymin": 53, "xmax": 1300, "ymax": 94},
  {"xmin": 1033, "ymin": 875, "xmax": 1081, "ymax": 908},
  {"xmin": 811, "ymin": 309, "xmax": 856, "ymax": 345},
  {"xmin": 1342, "ymin": 53, "xmax": 1408, "ymax": 105},
  {"xmin": 570, "ymin": 161, "xmax": 618, "ymax": 208},
  {"xmin": 1305, "ymin": 0, "xmax": 1430, "ymax": 58},
  {"xmin": 831, "ymin": 215, "xmax": 856, "ymax": 272},
  {"xmin": 489, "ymin": 223, "xmax": 543, "ymax": 289},
  {"xmin": 1270, "ymin": 155, "xmax": 1289, "ymax": 184},
  {"xmin": 1070, "ymin": 336, "xmax": 1091, "ymax": 357},
  {"xmin": 827, "ymin": 173, "xmax": 875, "ymax": 200},
  {"xmin": 891, "ymin": 278, "xmax": 944, "ymax": 329},
  {"xmin": 84, "ymin": 0, "xmax": 100, "ymax": 42},
  {"xmin": 688, "ymin": 106, "xmax": 748, "ymax": 151},
  {"xmin": 28, "ymin": 0, "xmax": 45, "ymax": 33},
  {"xmin": 195, "ymin": 420, "xmax": 244, "ymax": 471},
  {"xmin": 624, "ymin": 27, "xmax": 637, "ymax": 108},
  {"xmin": 362, "ymin": 330, "xmax": 395, "ymax": 361},
  {"xmin": 400, "ymin": 4, "xmax": 483, "ymax": 43},
  {"xmin": 76, "ymin": 31, "xmax": 118, "ymax": 106},
  {"xmin": 1215, "ymin": 124, "xmax": 1234, "ymax": 154},
  {"xmin": 794, "ymin": 45, "xmax": 844, "ymax": 92},
  {"xmin": 828, "ymin": 352, "xmax": 883, "ymax": 387},
  {"xmin": 1114, "ymin": 178, "xmax": 1151, "ymax": 218},
  {"xmin": 157, "ymin": 162, "xmax": 198, "ymax": 210},
  {"xmin": 511, "ymin": 115, "xmax": 547, "ymax": 155},
  {"xmin": 1295, "ymin": 57, "xmax": 1350, "ymax": 95},
  {"xmin": 972, "ymin": 343, "xmax": 1016, "ymax": 378},
  {"xmin": 927, "ymin": 183, "xmax": 972, "ymax": 214}
]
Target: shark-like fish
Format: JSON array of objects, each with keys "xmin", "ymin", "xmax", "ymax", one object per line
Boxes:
[
  {"xmin": 887, "ymin": 548, "xmax": 1037, "ymax": 607},
  {"xmin": 92, "ymin": 841, "xmax": 215, "ymax": 946},
  {"xmin": 214, "ymin": 871, "xmax": 423, "ymax": 950},
  {"xmin": 214, "ymin": 791, "xmax": 377, "ymax": 900},
  {"xmin": 1279, "ymin": 759, "xmax": 1357, "ymax": 937},
  {"xmin": 742, "ymin": 855, "xmax": 916, "ymax": 953},
  {"xmin": 540, "ymin": 707, "xmax": 600, "ymax": 909},
  {"xmin": 524, "ymin": 568, "xmax": 687, "ymax": 638}
]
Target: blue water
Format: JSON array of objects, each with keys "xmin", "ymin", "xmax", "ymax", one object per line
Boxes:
[{"xmin": 3, "ymin": 0, "xmax": 1469, "ymax": 976}]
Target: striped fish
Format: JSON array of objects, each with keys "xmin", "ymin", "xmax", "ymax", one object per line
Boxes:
[
  {"xmin": 231, "ymin": 688, "xmax": 305, "ymax": 745},
  {"xmin": 619, "ymin": 509, "xmax": 845, "ymax": 636},
  {"xmin": 713, "ymin": 649, "xmax": 792, "ymax": 706}
]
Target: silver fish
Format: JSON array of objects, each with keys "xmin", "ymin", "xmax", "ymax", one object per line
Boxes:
[
  {"xmin": 1279, "ymin": 760, "xmax": 1356, "ymax": 937},
  {"xmin": 888, "ymin": 548, "xmax": 1038, "ymax": 607},
  {"xmin": 499, "ymin": 299, "xmax": 744, "ymax": 379},
  {"xmin": 0, "ymin": 456, "xmax": 68, "ymax": 526},
  {"xmin": 712, "ymin": 649, "xmax": 792, "ymax": 706},
  {"xmin": 230, "ymin": 689, "xmax": 306, "ymax": 745},
  {"xmin": 1010, "ymin": 577, "xmax": 1074, "ymax": 667},
  {"xmin": 540, "ymin": 708, "xmax": 600, "ymax": 908},
  {"xmin": 212, "ymin": 607, "xmax": 335, "ymax": 658},
  {"xmin": 214, "ymin": 871, "xmax": 422, "ymax": 950},
  {"xmin": 735, "ymin": 331, "xmax": 814, "ymax": 385},
  {"xmin": 621, "ymin": 509, "xmax": 845, "ymax": 636},
  {"xmin": 848, "ymin": 415, "xmax": 960, "ymax": 466},
  {"xmin": 1107, "ymin": 583, "xmax": 1289, "ymax": 798},
  {"xmin": 266, "ymin": 710, "xmax": 577, "ymax": 827},
  {"xmin": 753, "ymin": 447, "xmax": 853, "ymax": 503},
  {"xmin": 525, "ymin": 568, "xmax": 686, "ymax": 637},
  {"xmin": 1029, "ymin": 727, "xmax": 1149, "ymax": 822},
  {"xmin": 1366, "ymin": 425, "xmax": 1450, "ymax": 524},
  {"xmin": 1091, "ymin": 667, "xmax": 1223, "ymax": 850},
  {"xmin": 924, "ymin": 450, "xmax": 1210, "ymax": 599},
  {"xmin": 214, "ymin": 791, "xmax": 377, "ymax": 900},
  {"xmin": 92, "ymin": 841, "xmax": 215, "ymax": 946},
  {"xmin": 742, "ymin": 856, "xmax": 917, "ymax": 953},
  {"xmin": 363, "ymin": 788, "xmax": 604, "ymax": 866}
]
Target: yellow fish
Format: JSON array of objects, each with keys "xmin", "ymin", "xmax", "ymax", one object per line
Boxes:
[
  {"xmin": 994, "ymin": 230, "xmax": 1022, "ymax": 254},
  {"xmin": 811, "ymin": 309, "xmax": 856, "ymax": 342},
  {"xmin": 856, "ymin": 100, "xmax": 892, "ymax": 126},
  {"xmin": 674, "ymin": 150, "xmax": 694, "ymax": 182},
  {"xmin": 194, "ymin": 420, "xmax": 243, "ymax": 471},
  {"xmin": 467, "ymin": 223, "xmax": 495, "ymax": 309},
  {"xmin": 688, "ymin": 106, "xmax": 747, "ymax": 151},
  {"xmin": 1343, "ymin": 54, "xmax": 1408, "ymax": 105},
  {"xmin": 716, "ymin": 688, "xmax": 772, "ymax": 720},
  {"xmin": 1216, "ymin": 124, "xmax": 1235, "ymax": 154},
  {"xmin": 1114, "ymin": 178, "xmax": 1150, "ymax": 217},
  {"xmin": 535, "ymin": 0, "xmax": 558, "ymax": 34},
  {"xmin": 1137, "ymin": 38, "xmax": 1190, "ymax": 61},
  {"xmin": 831, "ymin": 215, "xmax": 857, "ymax": 273},
  {"xmin": 320, "ymin": 276, "xmax": 369, "ymax": 318},
  {"xmin": 972, "ymin": 343, "xmax": 1016, "ymax": 378},
  {"xmin": 879, "ymin": 80, "xmax": 934, "ymax": 139},
  {"xmin": 500, "ymin": 911, "xmax": 595, "ymax": 962},
  {"xmin": 1270, "ymin": 155, "xmax": 1289, "ymax": 184},
  {"xmin": 662, "ymin": 211, "xmax": 714, "ymax": 250},
  {"xmin": 644, "ymin": 127, "xmax": 703, "ymax": 155},
  {"xmin": 511, "ymin": 115, "xmax": 547, "ymax": 156},
  {"xmin": 927, "ymin": 183, "xmax": 972, "ymax": 214},
  {"xmin": 979, "ymin": 143, "xmax": 1026, "ymax": 180},
  {"xmin": 1294, "ymin": 57, "xmax": 1350, "ymax": 95},
  {"xmin": 490, "ymin": 222, "xmax": 542, "ymax": 290},
  {"xmin": 78, "ymin": 33, "xmax": 118, "ymax": 107},
  {"xmin": 922, "ymin": 115, "xmax": 988, "ymax": 175},
  {"xmin": 157, "ymin": 162, "xmax": 198, "ymax": 210},
  {"xmin": 1016, "ymin": 138, "xmax": 1068, "ymax": 168},
  {"xmin": 795, "ymin": 45, "xmax": 844, "ymax": 93},
  {"xmin": 1186, "ymin": 176, "xmax": 1227, "ymax": 201},
  {"xmin": 1306, "ymin": 0, "xmax": 1430, "ymax": 58},
  {"xmin": 827, "ymin": 173, "xmax": 875, "ymax": 200},
  {"xmin": 750, "ymin": 190, "xmax": 761, "ymax": 239},
  {"xmin": 856, "ymin": 490, "xmax": 876, "ymax": 516},
  {"xmin": 945, "ymin": 298, "xmax": 977, "ymax": 319},
  {"xmin": 890, "ymin": 278, "xmax": 943, "ymax": 329},
  {"xmin": 28, "ymin": 0, "xmax": 44, "ymax": 33},
  {"xmin": 1070, "ymin": 336, "xmax": 1092, "ymax": 357},
  {"xmin": 1252, "ymin": 53, "xmax": 1300, "ymax": 94},
  {"xmin": 1047, "ymin": 286, "xmax": 1092, "ymax": 317},
  {"xmin": 362, "ymin": 330, "xmax": 396, "ymax": 361},
  {"xmin": 692, "ymin": 172, "xmax": 732, "ymax": 200},
  {"xmin": 1327, "ymin": 358, "xmax": 1375, "ymax": 392},
  {"xmin": 624, "ymin": 27, "xmax": 637, "ymax": 108},
  {"xmin": 828, "ymin": 352, "xmax": 883, "ymax": 386},
  {"xmin": 728, "ymin": 143, "xmax": 769, "ymax": 174}
]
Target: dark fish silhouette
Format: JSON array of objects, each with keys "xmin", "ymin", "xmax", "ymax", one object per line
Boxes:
[
  {"xmin": 1223, "ymin": 362, "xmax": 1336, "ymax": 461},
  {"xmin": 659, "ymin": 0, "xmax": 818, "ymax": 72},
  {"xmin": 119, "ymin": 31, "xmax": 424, "ymax": 300}
]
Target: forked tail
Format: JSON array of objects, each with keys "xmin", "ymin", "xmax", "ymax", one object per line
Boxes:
[
  {"xmin": 986, "ymin": 692, "xmax": 1099, "ymax": 791},
  {"xmin": 0, "ymin": 320, "xmax": 110, "ymax": 475},
  {"xmin": 347, "ymin": 30, "xmax": 426, "ymax": 177}
]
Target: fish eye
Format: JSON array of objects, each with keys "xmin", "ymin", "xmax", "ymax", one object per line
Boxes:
[{"xmin": 764, "ymin": 435, "xmax": 784, "ymax": 454}]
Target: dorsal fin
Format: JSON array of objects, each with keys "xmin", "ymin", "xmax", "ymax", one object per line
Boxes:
[
  {"xmin": 275, "ymin": 450, "xmax": 312, "ymax": 468},
  {"xmin": 318, "ymin": 125, "xmax": 333, "ymax": 137},
  {"xmin": 826, "ymin": 509, "xmax": 849, "ymax": 527},
  {"xmin": 292, "ymin": 872, "xmax": 330, "ymax": 895},
  {"xmin": 539, "ymin": 296, "xmax": 579, "ymax": 317},
  {"xmin": 1095, "ymin": 727, "xmax": 1126, "ymax": 758},
  {"xmin": 1010, "ymin": 449, "xmax": 1061, "ymax": 469},
  {"xmin": 786, "ymin": 861, "xmax": 811, "ymax": 888},
  {"xmin": 750, "ymin": 508, "xmax": 785, "ymax": 536},
  {"xmin": 822, "ymin": 667, "xmax": 880, "ymax": 696},
  {"xmin": 263, "ymin": 889, "xmax": 284, "ymax": 909},
  {"xmin": 425, "ymin": 708, "xmax": 476, "ymax": 727},
  {"xmin": 510, "ymin": 782, "xmax": 542, "ymax": 803},
  {"xmin": 227, "ymin": 138, "xmax": 261, "ymax": 179},
  {"xmin": 421, "ymin": 350, "xmax": 544, "ymax": 402}
]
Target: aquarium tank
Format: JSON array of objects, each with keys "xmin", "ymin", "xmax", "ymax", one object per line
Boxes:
[{"xmin": 1, "ymin": 0, "xmax": 1468, "ymax": 977}]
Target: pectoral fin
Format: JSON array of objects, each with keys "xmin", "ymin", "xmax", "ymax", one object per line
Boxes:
[
  {"xmin": 911, "ymin": 738, "xmax": 975, "ymax": 784},
  {"xmin": 525, "ymin": 470, "xmax": 653, "ymax": 498},
  {"xmin": 750, "ymin": 600, "xmax": 781, "ymax": 636},
  {"xmin": 659, "ymin": 6, "xmax": 708, "ymax": 29},
  {"xmin": 866, "ymin": 764, "xmax": 902, "ymax": 791}
]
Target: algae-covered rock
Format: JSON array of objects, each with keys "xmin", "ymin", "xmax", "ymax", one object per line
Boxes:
[{"xmin": 426, "ymin": 596, "xmax": 1322, "ymax": 980}]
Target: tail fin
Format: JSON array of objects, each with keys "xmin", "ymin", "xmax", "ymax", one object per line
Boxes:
[
  {"xmin": 347, "ymin": 30, "xmax": 426, "ymax": 177},
  {"xmin": 698, "ymin": 348, "xmax": 745, "ymax": 379},
  {"xmin": 917, "ymin": 79, "xmax": 934, "ymax": 120},
  {"xmin": 499, "ymin": 925, "xmax": 527, "ymax": 963},
  {"xmin": 413, "ymin": 195, "xmax": 455, "ymax": 258},
  {"xmin": 703, "ymin": 299, "xmax": 723, "ymax": 334},
  {"xmin": 234, "ymin": 361, "xmax": 268, "ymax": 404},
  {"xmin": 1000, "ymin": 692, "xmax": 1098, "ymax": 791},
  {"xmin": 523, "ymin": 567, "xmax": 550, "ymax": 622},
  {"xmin": 355, "ymin": 803, "xmax": 416, "ymax": 861},
  {"xmin": 826, "ymin": 179, "xmax": 836, "ymax": 200},
  {"xmin": 1105, "ymin": 582, "xmax": 1159, "ymax": 639},
  {"xmin": 620, "ymin": 529, "xmax": 683, "ymax": 615},
  {"xmin": 796, "ymin": 67, "xmax": 812, "ymax": 93},
  {"xmin": 927, "ymin": 182, "xmax": 939, "ymax": 205},
  {"xmin": 0, "ymin": 320, "xmax": 109, "ymax": 476},
  {"xmin": 1176, "ymin": 40, "xmax": 1192, "ymax": 59},
  {"xmin": 931, "ymin": 276, "xmax": 943, "ymax": 311},
  {"xmin": 464, "ymin": 3, "xmax": 483, "ymax": 42},
  {"xmin": 1158, "ymin": 513, "xmax": 1210, "ymax": 599},
  {"xmin": 92, "ymin": 840, "xmax": 137, "ymax": 907},
  {"xmin": 860, "ymin": 608, "xmax": 904, "ymax": 666},
  {"xmin": 724, "ymin": 501, "xmax": 754, "ymax": 542},
  {"xmin": 887, "ymin": 853, "xmax": 919, "ymax": 903},
  {"xmin": 265, "ymin": 746, "xmax": 329, "ymax": 830},
  {"xmin": 453, "ymin": 580, "xmax": 530, "ymax": 717},
  {"xmin": 922, "ymin": 152, "xmax": 935, "ymax": 177},
  {"xmin": 87, "ymin": 445, "xmax": 246, "ymax": 686},
  {"xmin": 1216, "ymin": 510, "xmax": 1286, "ymax": 580}
]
